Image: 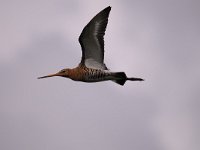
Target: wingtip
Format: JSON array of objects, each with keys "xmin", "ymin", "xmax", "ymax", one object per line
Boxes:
[{"xmin": 105, "ymin": 6, "xmax": 111, "ymax": 10}]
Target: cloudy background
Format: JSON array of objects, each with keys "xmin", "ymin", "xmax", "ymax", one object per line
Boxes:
[{"xmin": 0, "ymin": 0, "xmax": 199, "ymax": 150}]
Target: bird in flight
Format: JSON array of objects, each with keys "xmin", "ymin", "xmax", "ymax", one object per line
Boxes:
[{"xmin": 38, "ymin": 6, "xmax": 144, "ymax": 86}]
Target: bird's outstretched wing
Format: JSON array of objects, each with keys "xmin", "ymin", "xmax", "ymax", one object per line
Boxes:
[{"xmin": 79, "ymin": 6, "xmax": 111, "ymax": 70}]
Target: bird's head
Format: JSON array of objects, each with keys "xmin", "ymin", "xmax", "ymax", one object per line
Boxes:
[{"xmin": 38, "ymin": 68, "xmax": 70, "ymax": 79}]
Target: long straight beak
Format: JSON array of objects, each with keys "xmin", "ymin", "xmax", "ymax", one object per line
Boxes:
[{"xmin": 38, "ymin": 73, "xmax": 59, "ymax": 79}]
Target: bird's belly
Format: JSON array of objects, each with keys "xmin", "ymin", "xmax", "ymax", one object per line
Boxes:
[
  {"xmin": 69, "ymin": 67, "xmax": 113, "ymax": 82},
  {"xmin": 83, "ymin": 77, "xmax": 107, "ymax": 82},
  {"xmin": 83, "ymin": 71, "xmax": 112, "ymax": 82}
]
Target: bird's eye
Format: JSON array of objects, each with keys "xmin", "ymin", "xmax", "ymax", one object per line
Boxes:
[{"xmin": 60, "ymin": 70, "xmax": 65, "ymax": 73}]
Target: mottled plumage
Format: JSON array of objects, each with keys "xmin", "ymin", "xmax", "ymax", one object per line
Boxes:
[{"xmin": 38, "ymin": 6, "xmax": 144, "ymax": 86}]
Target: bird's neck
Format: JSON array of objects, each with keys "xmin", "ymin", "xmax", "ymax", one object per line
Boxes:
[{"xmin": 67, "ymin": 67, "xmax": 86, "ymax": 81}]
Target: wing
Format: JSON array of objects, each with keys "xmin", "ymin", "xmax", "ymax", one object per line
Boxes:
[{"xmin": 78, "ymin": 6, "xmax": 111, "ymax": 70}]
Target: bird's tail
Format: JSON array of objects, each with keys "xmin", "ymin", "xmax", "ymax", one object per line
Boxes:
[{"xmin": 112, "ymin": 72, "xmax": 144, "ymax": 86}]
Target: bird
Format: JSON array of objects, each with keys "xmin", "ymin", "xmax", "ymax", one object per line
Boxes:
[{"xmin": 38, "ymin": 6, "xmax": 144, "ymax": 86}]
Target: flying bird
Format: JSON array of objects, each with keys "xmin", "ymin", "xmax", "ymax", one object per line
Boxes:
[{"xmin": 38, "ymin": 6, "xmax": 144, "ymax": 86}]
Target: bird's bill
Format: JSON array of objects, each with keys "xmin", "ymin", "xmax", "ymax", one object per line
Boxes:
[{"xmin": 38, "ymin": 73, "xmax": 60, "ymax": 79}]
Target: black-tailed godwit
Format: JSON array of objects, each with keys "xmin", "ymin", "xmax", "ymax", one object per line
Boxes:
[{"xmin": 38, "ymin": 6, "xmax": 144, "ymax": 86}]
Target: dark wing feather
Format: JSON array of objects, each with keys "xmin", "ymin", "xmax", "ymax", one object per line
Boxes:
[{"xmin": 79, "ymin": 6, "xmax": 111, "ymax": 69}]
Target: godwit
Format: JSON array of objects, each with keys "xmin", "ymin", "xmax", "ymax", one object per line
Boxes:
[{"xmin": 38, "ymin": 6, "xmax": 144, "ymax": 86}]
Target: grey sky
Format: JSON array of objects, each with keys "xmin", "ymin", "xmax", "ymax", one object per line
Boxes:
[{"xmin": 0, "ymin": 0, "xmax": 199, "ymax": 150}]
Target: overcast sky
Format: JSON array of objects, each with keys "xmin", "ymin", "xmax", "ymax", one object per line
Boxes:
[{"xmin": 0, "ymin": 0, "xmax": 199, "ymax": 150}]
